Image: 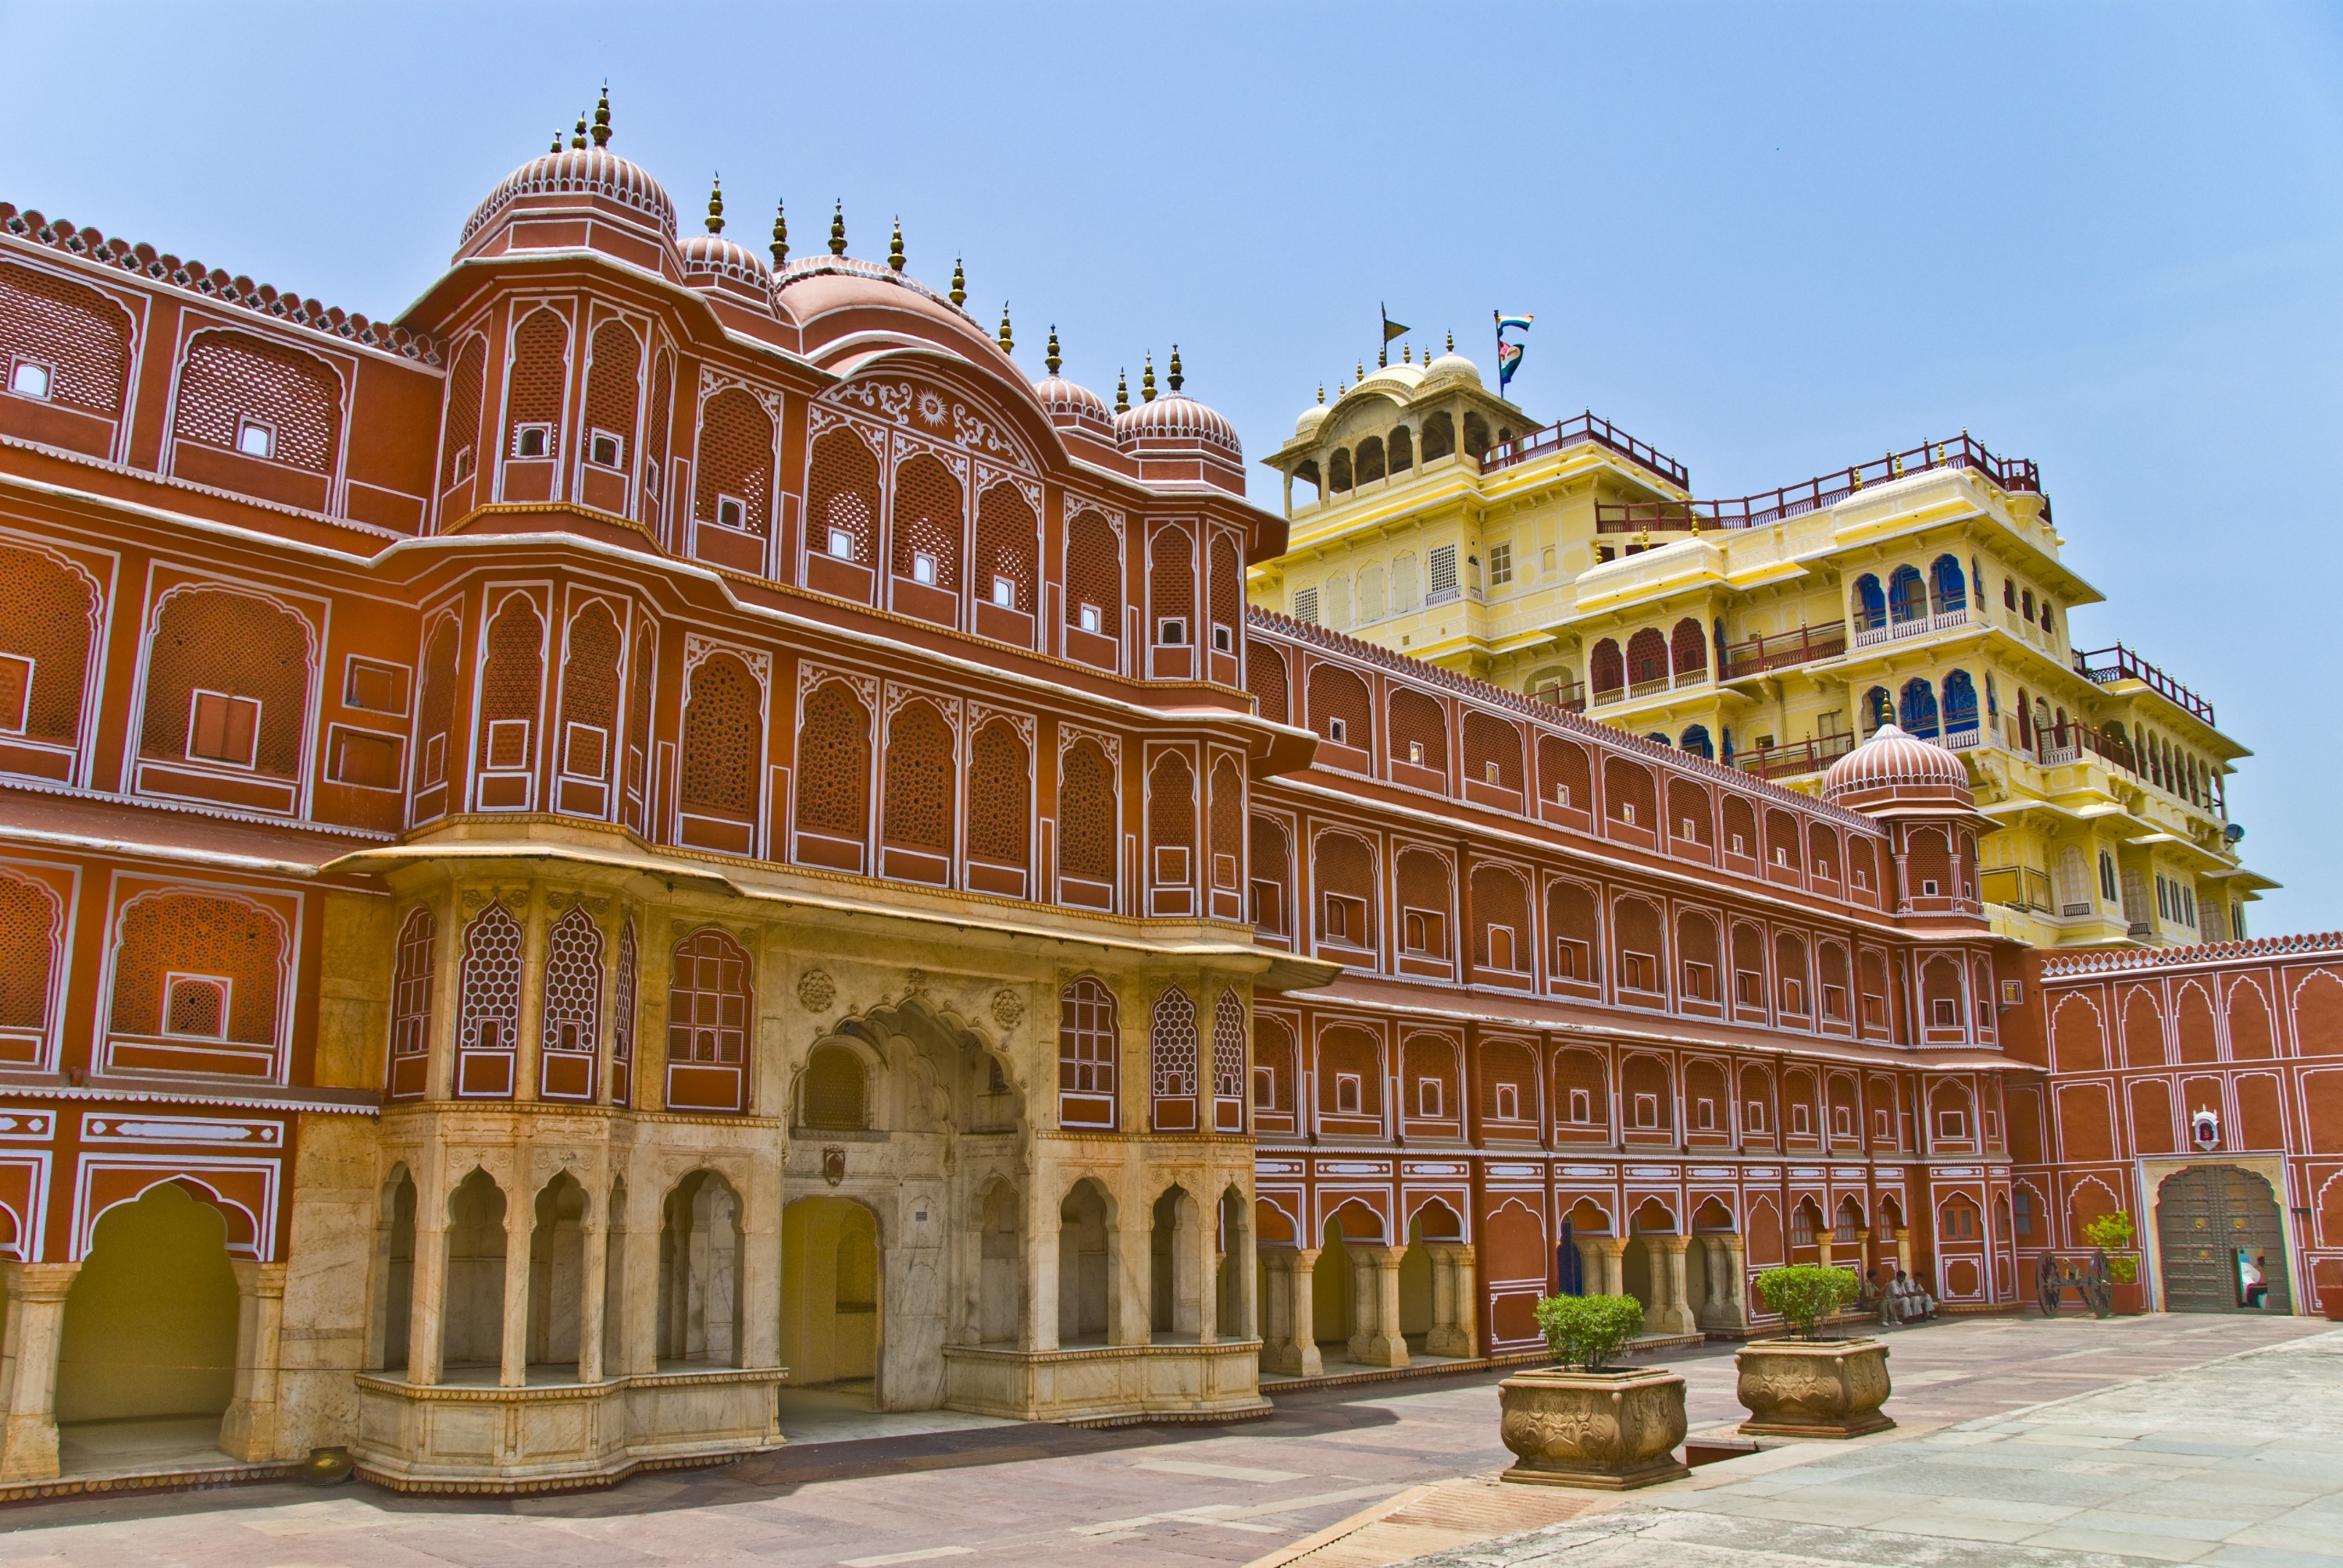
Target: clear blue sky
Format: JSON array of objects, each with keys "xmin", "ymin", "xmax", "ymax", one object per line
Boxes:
[{"xmin": 5, "ymin": 2, "xmax": 2338, "ymax": 933}]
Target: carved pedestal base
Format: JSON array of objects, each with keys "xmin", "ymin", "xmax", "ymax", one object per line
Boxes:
[
  {"xmin": 1735, "ymin": 1338, "xmax": 1894, "ymax": 1438},
  {"xmin": 1497, "ymin": 1367, "xmax": 1690, "ymax": 1490}
]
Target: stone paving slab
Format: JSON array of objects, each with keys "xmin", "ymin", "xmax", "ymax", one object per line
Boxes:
[{"xmin": 1389, "ymin": 1326, "xmax": 2343, "ymax": 1568}]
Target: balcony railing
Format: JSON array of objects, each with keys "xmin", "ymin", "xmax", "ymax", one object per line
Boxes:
[
  {"xmin": 1594, "ymin": 432, "xmax": 2047, "ymax": 534},
  {"xmin": 1592, "ymin": 666, "xmax": 1710, "ymax": 709},
  {"xmin": 1528, "ymin": 679, "xmax": 1586, "ymax": 714},
  {"xmin": 1853, "ymin": 605, "xmax": 1971, "ymax": 649},
  {"xmin": 2073, "ymin": 643, "xmax": 2216, "ymax": 727},
  {"xmin": 1735, "ymin": 731, "xmax": 1856, "ymax": 781},
  {"xmin": 1723, "ymin": 622, "xmax": 1847, "ymax": 678},
  {"xmin": 1478, "ymin": 411, "xmax": 1690, "ymax": 488}
]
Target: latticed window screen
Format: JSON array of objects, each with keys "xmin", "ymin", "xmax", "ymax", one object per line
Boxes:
[
  {"xmin": 413, "ymin": 620, "xmax": 458, "ymax": 792},
  {"xmin": 1315, "ymin": 832, "xmax": 1376, "ymax": 943},
  {"xmin": 891, "ymin": 454, "xmax": 963, "ymax": 588},
  {"xmin": 1210, "ymin": 535, "xmax": 1242, "ymax": 633},
  {"xmin": 626, "ymin": 623, "xmax": 655, "ymax": 807},
  {"xmin": 388, "ymin": 907, "xmax": 434, "ymax": 1062},
  {"xmin": 679, "ymin": 654, "xmax": 761, "ymax": 817},
  {"xmin": 807, "ymin": 428, "xmax": 879, "ymax": 563},
  {"xmin": 0, "ymin": 544, "xmax": 98, "ymax": 747},
  {"xmin": 478, "ymin": 596, "xmax": 544, "ymax": 771},
  {"xmin": 668, "ymin": 928, "xmax": 749, "ymax": 1064},
  {"xmin": 112, "ymin": 891, "xmax": 281, "ymax": 1043},
  {"xmin": 975, "ymin": 484, "xmax": 1036, "ymax": 611},
  {"xmin": 694, "ymin": 387, "xmax": 775, "ymax": 534},
  {"xmin": 1474, "ymin": 866, "xmax": 1531, "ymax": 968},
  {"xmin": 1464, "ymin": 713, "xmax": 1524, "ymax": 790},
  {"xmin": 457, "ymin": 902, "xmax": 522, "ymax": 1054},
  {"xmin": 1149, "ymin": 526, "xmax": 1194, "ymax": 631},
  {"xmin": 795, "ymin": 682, "xmax": 870, "ymax": 839},
  {"xmin": 802, "ymin": 1045, "xmax": 866, "ymax": 1129},
  {"xmin": 438, "ymin": 337, "xmax": 485, "ymax": 490},
  {"xmin": 1308, "ymin": 667, "xmax": 1371, "ymax": 747},
  {"xmin": 1058, "ymin": 977, "xmax": 1116, "ymax": 1094},
  {"xmin": 0, "ymin": 871, "xmax": 56, "ymax": 1030},
  {"xmin": 612, "ymin": 919, "xmax": 639, "ymax": 1064},
  {"xmin": 1211, "ymin": 989, "xmax": 1246, "ymax": 1099},
  {"xmin": 1396, "ymin": 850, "xmax": 1450, "ymax": 946},
  {"xmin": 583, "ymin": 321, "xmax": 641, "ymax": 464},
  {"xmin": 1209, "ymin": 757, "xmax": 1243, "ymax": 887},
  {"xmin": 138, "ymin": 587, "xmax": 310, "ymax": 778},
  {"xmin": 644, "ymin": 351, "xmax": 674, "ymax": 528},
  {"xmin": 1245, "ymin": 647, "xmax": 1287, "ymax": 726},
  {"xmin": 558, "ymin": 602, "xmax": 622, "ymax": 782},
  {"xmin": 540, "ymin": 907, "xmax": 603, "ymax": 1055},
  {"xmin": 1148, "ymin": 751, "xmax": 1195, "ymax": 854},
  {"xmin": 1064, "ymin": 511, "xmax": 1122, "ymax": 627},
  {"xmin": 505, "ymin": 308, "xmax": 569, "ymax": 456},
  {"xmin": 1389, "ymin": 689, "xmax": 1447, "ymax": 770},
  {"xmin": 0, "ymin": 260, "xmax": 130, "ymax": 415},
  {"xmin": 967, "ymin": 721, "xmax": 1029, "ymax": 867},
  {"xmin": 1150, "ymin": 986, "xmax": 1198, "ymax": 1098},
  {"xmin": 163, "ymin": 977, "xmax": 226, "ymax": 1038},
  {"xmin": 882, "ymin": 701, "xmax": 954, "ymax": 852},
  {"xmin": 1057, "ymin": 742, "xmax": 1115, "ymax": 882},
  {"xmin": 172, "ymin": 330, "xmax": 342, "ymax": 472}
]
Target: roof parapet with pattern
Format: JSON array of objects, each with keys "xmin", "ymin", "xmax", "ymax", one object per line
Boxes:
[{"xmin": 2037, "ymin": 932, "xmax": 2343, "ymax": 978}]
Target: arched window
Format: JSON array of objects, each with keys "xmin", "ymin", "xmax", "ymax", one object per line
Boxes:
[
  {"xmin": 1057, "ymin": 740, "xmax": 1118, "ymax": 898},
  {"xmin": 437, "ymin": 336, "xmax": 487, "ymax": 494},
  {"xmin": 1396, "ymin": 848, "xmax": 1453, "ymax": 960},
  {"xmin": 582, "ymin": 320, "xmax": 642, "ymax": 479},
  {"xmin": 1209, "ymin": 755, "xmax": 1244, "ymax": 895},
  {"xmin": 0, "ymin": 541, "xmax": 100, "ymax": 764},
  {"xmin": 557, "ymin": 600, "xmax": 623, "ymax": 802},
  {"xmin": 1150, "ymin": 985, "xmax": 1200, "ymax": 1131},
  {"xmin": 642, "ymin": 351, "xmax": 674, "ymax": 533},
  {"xmin": 1388, "ymin": 688, "xmax": 1447, "ymax": 774},
  {"xmin": 693, "ymin": 387, "xmax": 776, "ymax": 568},
  {"xmin": 967, "ymin": 719, "xmax": 1031, "ymax": 884},
  {"xmin": 1246, "ymin": 645, "xmax": 1289, "ymax": 725},
  {"xmin": 1421, "ymin": 411, "xmax": 1454, "ymax": 461},
  {"xmin": 1899, "ymin": 677, "xmax": 1939, "ymax": 739},
  {"xmin": 1329, "ymin": 447, "xmax": 1353, "ymax": 491},
  {"xmin": 1853, "ymin": 574, "xmax": 1886, "ymax": 631},
  {"xmin": 793, "ymin": 682, "xmax": 870, "ymax": 870},
  {"xmin": 1930, "ymin": 554, "xmax": 1966, "ymax": 615},
  {"xmin": 1249, "ymin": 814, "xmax": 1293, "ymax": 937},
  {"xmin": 806, "ymin": 428, "xmax": 880, "ymax": 574},
  {"xmin": 0, "ymin": 258, "xmax": 132, "ymax": 446},
  {"xmin": 667, "ymin": 927, "xmax": 751, "ymax": 1113},
  {"xmin": 1356, "ymin": 435, "xmax": 1386, "ymax": 484},
  {"xmin": 612, "ymin": 918, "xmax": 639, "ymax": 1107},
  {"xmin": 138, "ymin": 586, "xmax": 314, "ymax": 782},
  {"xmin": 1681, "ymin": 724, "xmax": 1714, "ymax": 759},
  {"xmin": 801, "ymin": 1044, "xmax": 867, "ymax": 1130},
  {"xmin": 1064, "ymin": 509, "xmax": 1122, "ymax": 643},
  {"xmin": 1941, "ymin": 670, "xmax": 1979, "ymax": 734},
  {"xmin": 384, "ymin": 906, "xmax": 433, "ymax": 1100},
  {"xmin": 1209, "ymin": 533, "xmax": 1243, "ymax": 648},
  {"xmin": 1671, "ymin": 617, "xmax": 1706, "ymax": 676},
  {"xmin": 679, "ymin": 652, "xmax": 763, "ymax": 844},
  {"xmin": 539, "ymin": 906, "xmax": 602, "ymax": 1101},
  {"xmin": 625, "ymin": 620, "xmax": 655, "ymax": 831},
  {"xmin": 1539, "ymin": 736, "xmax": 1592, "ymax": 811},
  {"xmin": 1211, "ymin": 989, "xmax": 1246, "ymax": 1131},
  {"xmin": 1314, "ymin": 830, "xmax": 1378, "ymax": 950},
  {"xmin": 1590, "ymin": 639, "xmax": 1624, "ymax": 697},
  {"xmin": 1627, "ymin": 628, "xmax": 1669, "ymax": 690},
  {"xmin": 412, "ymin": 618, "xmax": 458, "ymax": 807},
  {"xmin": 891, "ymin": 452, "xmax": 964, "ymax": 596},
  {"xmin": 1863, "ymin": 686, "xmax": 1893, "ymax": 734},
  {"xmin": 455, "ymin": 901, "xmax": 522, "ymax": 1098},
  {"xmin": 173, "ymin": 330, "xmax": 344, "ymax": 476},
  {"xmin": 1307, "ymin": 665, "xmax": 1371, "ymax": 752},
  {"xmin": 476, "ymin": 593, "xmax": 545, "ymax": 796},
  {"xmin": 1471, "ymin": 864, "xmax": 1531, "ymax": 974},
  {"xmin": 504, "ymin": 308, "xmax": 569, "ymax": 462},
  {"xmin": 1387, "ymin": 425, "xmax": 1414, "ymax": 472},
  {"xmin": 1147, "ymin": 750, "xmax": 1196, "ymax": 910},
  {"xmin": 1058, "ymin": 976, "xmax": 1118, "ymax": 1129},
  {"xmin": 1463, "ymin": 712, "xmax": 1524, "ymax": 792},
  {"xmin": 881, "ymin": 700, "xmax": 955, "ymax": 875},
  {"xmin": 1149, "ymin": 526, "xmax": 1194, "ymax": 647},
  {"xmin": 1547, "ymin": 879, "xmax": 1600, "ymax": 982},
  {"xmin": 1888, "ymin": 565, "xmax": 1927, "ymax": 624},
  {"xmin": 975, "ymin": 482, "xmax": 1037, "ymax": 617}
]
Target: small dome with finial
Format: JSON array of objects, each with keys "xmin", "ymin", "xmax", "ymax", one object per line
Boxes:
[
  {"xmin": 462, "ymin": 86, "xmax": 677, "ymax": 253},
  {"xmin": 1115, "ymin": 342, "xmax": 1241, "ymax": 458},
  {"xmin": 1033, "ymin": 325, "xmax": 1112, "ymax": 436},
  {"xmin": 1425, "ymin": 327, "xmax": 1482, "ymax": 387},
  {"xmin": 1819, "ymin": 722, "xmax": 1974, "ymax": 813},
  {"xmin": 680, "ymin": 172, "xmax": 771, "ymax": 289},
  {"xmin": 1294, "ymin": 382, "xmax": 1330, "ymax": 437}
]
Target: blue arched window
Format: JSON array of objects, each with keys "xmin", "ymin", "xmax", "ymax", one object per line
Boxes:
[
  {"xmin": 1888, "ymin": 565, "xmax": 1927, "ymax": 624},
  {"xmin": 1942, "ymin": 670, "xmax": 1978, "ymax": 734},
  {"xmin": 1863, "ymin": 686, "xmax": 1893, "ymax": 733},
  {"xmin": 1930, "ymin": 554, "xmax": 1966, "ymax": 615},
  {"xmin": 1899, "ymin": 677, "xmax": 1939, "ymax": 738},
  {"xmin": 1646, "ymin": 732, "xmax": 1673, "ymax": 747},
  {"xmin": 1681, "ymin": 724, "xmax": 1714, "ymax": 760},
  {"xmin": 1853, "ymin": 574, "xmax": 1886, "ymax": 631}
]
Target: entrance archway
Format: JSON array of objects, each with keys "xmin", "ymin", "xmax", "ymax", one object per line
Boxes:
[
  {"xmin": 57, "ymin": 1181, "xmax": 241, "ymax": 1433},
  {"xmin": 781, "ymin": 1196, "xmax": 879, "ymax": 1396},
  {"xmin": 2156, "ymin": 1165, "xmax": 2291, "ymax": 1312}
]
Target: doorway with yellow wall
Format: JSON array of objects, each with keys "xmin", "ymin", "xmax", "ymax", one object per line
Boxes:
[{"xmin": 781, "ymin": 1196, "xmax": 880, "ymax": 1406}]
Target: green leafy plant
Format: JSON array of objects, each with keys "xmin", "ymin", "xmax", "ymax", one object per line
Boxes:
[
  {"xmin": 1756, "ymin": 1264, "xmax": 1860, "ymax": 1338},
  {"xmin": 2083, "ymin": 1212, "xmax": 2138, "ymax": 1283},
  {"xmin": 1533, "ymin": 1293, "xmax": 1647, "ymax": 1371}
]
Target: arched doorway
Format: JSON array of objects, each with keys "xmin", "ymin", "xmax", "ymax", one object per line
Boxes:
[
  {"xmin": 56, "ymin": 1181, "xmax": 241, "ymax": 1449},
  {"xmin": 1057, "ymin": 1180, "xmax": 1114, "ymax": 1345},
  {"xmin": 781, "ymin": 1195, "xmax": 879, "ymax": 1399},
  {"xmin": 2156, "ymin": 1165, "xmax": 2291, "ymax": 1312}
]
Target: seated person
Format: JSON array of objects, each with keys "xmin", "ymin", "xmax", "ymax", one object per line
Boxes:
[{"xmin": 2241, "ymin": 1251, "xmax": 2269, "ymax": 1309}]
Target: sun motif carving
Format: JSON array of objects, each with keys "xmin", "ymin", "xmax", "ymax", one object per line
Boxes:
[{"xmin": 916, "ymin": 390, "xmax": 948, "ymax": 427}]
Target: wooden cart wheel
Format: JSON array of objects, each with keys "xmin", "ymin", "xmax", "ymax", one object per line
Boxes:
[{"xmin": 2035, "ymin": 1251, "xmax": 2063, "ymax": 1317}]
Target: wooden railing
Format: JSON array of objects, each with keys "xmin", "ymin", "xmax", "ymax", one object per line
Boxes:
[
  {"xmin": 1595, "ymin": 433, "xmax": 2046, "ymax": 533},
  {"xmin": 1478, "ymin": 411, "xmax": 1690, "ymax": 488},
  {"xmin": 1528, "ymin": 679, "xmax": 1586, "ymax": 714},
  {"xmin": 1723, "ymin": 622, "xmax": 1847, "ymax": 677},
  {"xmin": 1735, "ymin": 731, "xmax": 1856, "ymax": 781},
  {"xmin": 2073, "ymin": 643, "xmax": 2216, "ymax": 727}
]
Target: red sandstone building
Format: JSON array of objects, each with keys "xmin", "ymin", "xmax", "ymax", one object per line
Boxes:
[{"xmin": 0, "ymin": 101, "xmax": 2330, "ymax": 1491}]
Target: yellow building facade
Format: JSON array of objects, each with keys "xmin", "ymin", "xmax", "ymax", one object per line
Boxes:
[{"xmin": 1250, "ymin": 351, "xmax": 2267, "ymax": 950}]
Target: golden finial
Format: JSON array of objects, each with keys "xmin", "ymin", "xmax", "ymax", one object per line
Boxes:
[
  {"xmin": 571, "ymin": 110, "xmax": 588, "ymax": 151},
  {"xmin": 1638, "ymin": 526, "xmax": 1651, "ymax": 550},
  {"xmin": 1141, "ymin": 352, "xmax": 1157, "ymax": 402},
  {"xmin": 1849, "ymin": 465, "xmax": 1864, "ymax": 491},
  {"xmin": 1045, "ymin": 325, "xmax": 1061, "ymax": 376},
  {"xmin": 829, "ymin": 200, "xmax": 846, "ymax": 257},
  {"xmin": 997, "ymin": 302, "xmax": 1013, "ymax": 355},
  {"xmin": 1115, "ymin": 369, "xmax": 1129, "ymax": 414},
  {"xmin": 1356, "ymin": 361, "xmax": 1365, "ymax": 381},
  {"xmin": 888, "ymin": 217, "xmax": 904, "ymax": 273},
  {"xmin": 1317, "ymin": 383, "xmax": 1325, "ymax": 404},
  {"xmin": 1168, "ymin": 344, "xmax": 1183, "ymax": 394},
  {"xmin": 551, "ymin": 129, "xmax": 565, "ymax": 154},
  {"xmin": 770, "ymin": 198, "xmax": 788, "ymax": 266},
  {"xmin": 592, "ymin": 84, "xmax": 612, "ymax": 148},
  {"xmin": 1378, "ymin": 343, "xmax": 1388, "ymax": 368},
  {"xmin": 1403, "ymin": 343, "xmax": 1412, "ymax": 363},
  {"xmin": 949, "ymin": 257, "xmax": 965, "ymax": 306},
  {"xmin": 1446, "ymin": 329, "xmax": 1454, "ymax": 352},
  {"xmin": 704, "ymin": 176, "xmax": 724, "ymax": 235}
]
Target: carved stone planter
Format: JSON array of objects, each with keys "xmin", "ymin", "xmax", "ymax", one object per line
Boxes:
[
  {"xmin": 1736, "ymin": 1337, "xmax": 1894, "ymax": 1438},
  {"xmin": 1497, "ymin": 1367, "xmax": 1690, "ymax": 1490}
]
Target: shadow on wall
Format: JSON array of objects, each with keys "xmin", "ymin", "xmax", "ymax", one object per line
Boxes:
[{"xmin": 57, "ymin": 1181, "xmax": 238, "ymax": 1424}]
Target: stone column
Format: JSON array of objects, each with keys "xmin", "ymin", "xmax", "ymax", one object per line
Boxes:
[
  {"xmin": 407, "ymin": 1167, "xmax": 448, "ymax": 1385},
  {"xmin": 515, "ymin": 881, "xmax": 547, "ymax": 1101},
  {"xmin": 1424, "ymin": 1243, "xmax": 1478, "ymax": 1357},
  {"xmin": 1698, "ymin": 1235, "xmax": 1749, "ymax": 1331},
  {"xmin": 1182, "ymin": 1194, "xmax": 1211, "ymax": 1343},
  {"xmin": 1026, "ymin": 1184, "xmax": 1060, "ymax": 1353},
  {"xmin": 1890, "ymin": 1226, "xmax": 1913, "ymax": 1277},
  {"xmin": 1642, "ymin": 1236, "xmax": 1696, "ymax": 1336},
  {"xmin": 1346, "ymin": 1244, "xmax": 1408, "ymax": 1367},
  {"xmin": 0, "ymin": 1262, "xmax": 79, "ymax": 1481},
  {"xmin": 1258, "ymin": 1249, "xmax": 1321, "ymax": 1376},
  {"xmin": 219, "ymin": 1260, "xmax": 288, "ymax": 1461},
  {"xmin": 501, "ymin": 1182, "xmax": 532, "ymax": 1388},
  {"xmin": 578, "ymin": 1199, "xmax": 608, "ymax": 1384},
  {"xmin": 1580, "ymin": 1236, "xmax": 1626, "ymax": 1297},
  {"xmin": 1111, "ymin": 1195, "xmax": 1150, "ymax": 1347}
]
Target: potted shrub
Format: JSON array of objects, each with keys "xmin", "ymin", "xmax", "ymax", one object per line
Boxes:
[
  {"xmin": 2083, "ymin": 1213, "xmax": 2144, "ymax": 1315},
  {"xmin": 1496, "ymin": 1293, "xmax": 1689, "ymax": 1490},
  {"xmin": 1735, "ymin": 1264, "xmax": 1895, "ymax": 1439}
]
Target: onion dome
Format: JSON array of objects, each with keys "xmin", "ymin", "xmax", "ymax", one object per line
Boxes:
[
  {"xmin": 678, "ymin": 176, "xmax": 772, "ymax": 290},
  {"xmin": 1114, "ymin": 346, "xmax": 1242, "ymax": 461},
  {"xmin": 460, "ymin": 88, "xmax": 675, "ymax": 249},
  {"xmin": 1820, "ymin": 722, "xmax": 1974, "ymax": 812},
  {"xmin": 1294, "ymin": 385, "xmax": 1330, "ymax": 437}
]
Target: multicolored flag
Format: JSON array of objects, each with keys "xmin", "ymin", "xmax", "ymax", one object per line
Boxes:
[{"xmin": 1494, "ymin": 312, "xmax": 1533, "ymax": 392}]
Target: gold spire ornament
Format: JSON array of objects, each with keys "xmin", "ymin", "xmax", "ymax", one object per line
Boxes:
[
  {"xmin": 1045, "ymin": 326, "xmax": 1061, "ymax": 376},
  {"xmin": 997, "ymin": 303, "xmax": 1014, "ymax": 355},
  {"xmin": 888, "ymin": 218, "xmax": 904, "ymax": 273},
  {"xmin": 1446, "ymin": 329, "xmax": 1454, "ymax": 352},
  {"xmin": 1140, "ymin": 353, "xmax": 1157, "ymax": 402},
  {"xmin": 1115, "ymin": 369, "xmax": 1129, "ymax": 414},
  {"xmin": 949, "ymin": 257, "xmax": 966, "ymax": 306},
  {"xmin": 1317, "ymin": 383, "xmax": 1325, "ymax": 404},
  {"xmin": 829, "ymin": 201, "xmax": 847, "ymax": 257},
  {"xmin": 592, "ymin": 85, "xmax": 612, "ymax": 148},
  {"xmin": 704, "ymin": 176, "xmax": 724, "ymax": 234},
  {"xmin": 770, "ymin": 198, "xmax": 788, "ymax": 266},
  {"xmin": 1168, "ymin": 344, "xmax": 1183, "ymax": 394},
  {"xmin": 571, "ymin": 111, "xmax": 588, "ymax": 151},
  {"xmin": 551, "ymin": 130, "xmax": 565, "ymax": 154}
]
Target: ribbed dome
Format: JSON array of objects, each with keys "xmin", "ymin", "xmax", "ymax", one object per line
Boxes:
[
  {"xmin": 679, "ymin": 233, "xmax": 771, "ymax": 287},
  {"xmin": 1425, "ymin": 351, "xmax": 1482, "ymax": 387},
  {"xmin": 1116, "ymin": 389, "xmax": 1242, "ymax": 458},
  {"xmin": 1821, "ymin": 722, "xmax": 1973, "ymax": 809},
  {"xmin": 1035, "ymin": 372, "xmax": 1110, "ymax": 423},
  {"xmin": 462, "ymin": 147, "xmax": 676, "ymax": 246}
]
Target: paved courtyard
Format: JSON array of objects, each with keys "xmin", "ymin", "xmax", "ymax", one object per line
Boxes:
[{"xmin": 0, "ymin": 1314, "xmax": 2323, "ymax": 1567}]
